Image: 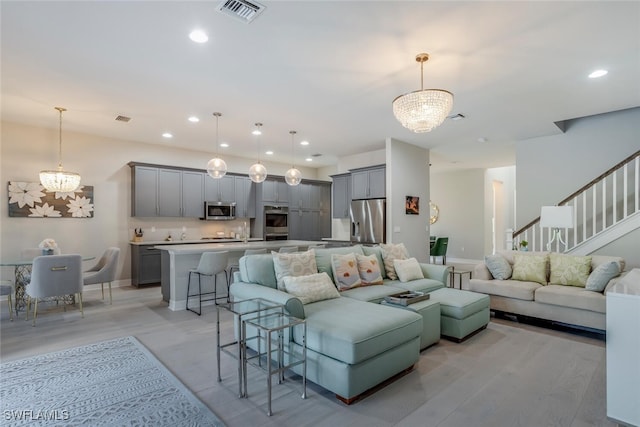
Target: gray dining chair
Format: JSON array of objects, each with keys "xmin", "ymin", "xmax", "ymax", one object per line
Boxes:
[
  {"xmin": 278, "ymin": 246, "xmax": 299, "ymax": 253},
  {"xmin": 187, "ymin": 251, "xmax": 229, "ymax": 316},
  {"xmin": 25, "ymin": 254, "xmax": 83, "ymax": 326},
  {"xmin": 83, "ymin": 247, "xmax": 120, "ymax": 304},
  {"xmin": 1, "ymin": 280, "xmax": 15, "ymax": 321},
  {"xmin": 227, "ymin": 248, "xmax": 267, "ymax": 283}
]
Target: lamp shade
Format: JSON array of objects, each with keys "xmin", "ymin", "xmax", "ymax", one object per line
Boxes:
[
  {"xmin": 540, "ymin": 206, "xmax": 574, "ymax": 228},
  {"xmin": 249, "ymin": 162, "xmax": 267, "ymax": 183},
  {"xmin": 392, "ymin": 89, "xmax": 454, "ymax": 133}
]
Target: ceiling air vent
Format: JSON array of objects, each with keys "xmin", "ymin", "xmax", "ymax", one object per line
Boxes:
[
  {"xmin": 217, "ymin": 0, "xmax": 265, "ymax": 23},
  {"xmin": 115, "ymin": 115, "xmax": 131, "ymax": 123}
]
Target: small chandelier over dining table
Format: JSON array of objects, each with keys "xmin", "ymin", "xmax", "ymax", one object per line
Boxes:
[
  {"xmin": 39, "ymin": 107, "xmax": 81, "ymax": 192},
  {"xmin": 392, "ymin": 53, "xmax": 454, "ymax": 133}
]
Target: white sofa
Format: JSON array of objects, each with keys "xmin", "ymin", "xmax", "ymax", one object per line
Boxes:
[{"xmin": 469, "ymin": 250, "xmax": 625, "ymax": 331}]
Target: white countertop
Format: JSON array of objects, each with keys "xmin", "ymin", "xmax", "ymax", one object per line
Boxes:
[
  {"xmin": 154, "ymin": 240, "xmax": 326, "ymax": 254},
  {"xmin": 129, "ymin": 237, "xmax": 263, "ymax": 246},
  {"xmin": 607, "ymin": 268, "xmax": 640, "ymax": 296}
]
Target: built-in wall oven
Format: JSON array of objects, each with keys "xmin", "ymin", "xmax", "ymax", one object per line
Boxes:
[{"xmin": 264, "ymin": 206, "xmax": 289, "ymax": 240}]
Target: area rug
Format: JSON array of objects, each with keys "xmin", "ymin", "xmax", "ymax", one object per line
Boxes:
[{"xmin": 0, "ymin": 336, "xmax": 225, "ymax": 426}]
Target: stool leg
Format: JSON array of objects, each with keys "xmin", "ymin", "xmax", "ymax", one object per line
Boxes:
[{"xmin": 8, "ymin": 293, "xmax": 13, "ymax": 321}]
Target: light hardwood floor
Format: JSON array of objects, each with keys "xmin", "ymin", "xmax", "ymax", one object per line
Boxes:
[{"xmin": 0, "ymin": 285, "xmax": 616, "ymax": 427}]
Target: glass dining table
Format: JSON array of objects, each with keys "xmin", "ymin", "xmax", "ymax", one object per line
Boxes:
[{"xmin": 0, "ymin": 255, "xmax": 95, "ymax": 315}]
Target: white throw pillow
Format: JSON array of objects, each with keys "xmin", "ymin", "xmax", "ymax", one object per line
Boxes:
[
  {"xmin": 282, "ymin": 272, "xmax": 340, "ymax": 304},
  {"xmin": 380, "ymin": 243, "xmax": 409, "ymax": 280},
  {"xmin": 272, "ymin": 249, "xmax": 317, "ymax": 290},
  {"xmin": 331, "ymin": 253, "xmax": 362, "ymax": 291},
  {"xmin": 355, "ymin": 253, "xmax": 384, "ymax": 286},
  {"xmin": 393, "ymin": 257, "xmax": 424, "ymax": 282},
  {"xmin": 485, "ymin": 254, "xmax": 512, "ymax": 280}
]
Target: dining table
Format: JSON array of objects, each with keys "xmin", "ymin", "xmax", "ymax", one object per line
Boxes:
[{"xmin": 0, "ymin": 255, "xmax": 95, "ymax": 315}]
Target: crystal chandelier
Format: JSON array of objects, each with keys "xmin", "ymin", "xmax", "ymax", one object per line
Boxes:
[
  {"xmin": 248, "ymin": 123, "xmax": 267, "ymax": 183},
  {"xmin": 392, "ymin": 53, "xmax": 453, "ymax": 133},
  {"xmin": 39, "ymin": 107, "xmax": 81, "ymax": 192},
  {"xmin": 206, "ymin": 112, "xmax": 228, "ymax": 179},
  {"xmin": 285, "ymin": 130, "xmax": 302, "ymax": 186}
]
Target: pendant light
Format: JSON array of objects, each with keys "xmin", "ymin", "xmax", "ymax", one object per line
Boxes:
[
  {"xmin": 285, "ymin": 130, "xmax": 302, "ymax": 186},
  {"xmin": 392, "ymin": 53, "xmax": 453, "ymax": 133},
  {"xmin": 248, "ymin": 122, "xmax": 267, "ymax": 183},
  {"xmin": 39, "ymin": 107, "xmax": 81, "ymax": 192},
  {"xmin": 206, "ymin": 112, "xmax": 228, "ymax": 179}
]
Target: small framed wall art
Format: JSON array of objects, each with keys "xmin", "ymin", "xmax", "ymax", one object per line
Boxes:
[{"xmin": 405, "ymin": 196, "xmax": 419, "ymax": 215}]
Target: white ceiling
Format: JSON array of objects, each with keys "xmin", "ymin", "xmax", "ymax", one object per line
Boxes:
[{"xmin": 2, "ymin": 1, "xmax": 639, "ymax": 172}]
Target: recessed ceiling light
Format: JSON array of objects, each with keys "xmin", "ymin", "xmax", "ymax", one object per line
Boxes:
[
  {"xmin": 220, "ymin": 143, "xmax": 229, "ymax": 148},
  {"xmin": 188, "ymin": 116, "xmax": 199, "ymax": 123},
  {"xmin": 477, "ymin": 137, "xmax": 488, "ymax": 143},
  {"xmin": 588, "ymin": 69, "xmax": 608, "ymax": 79},
  {"xmin": 305, "ymin": 157, "xmax": 313, "ymax": 162},
  {"xmin": 189, "ymin": 30, "xmax": 208, "ymax": 43},
  {"xmin": 162, "ymin": 132, "xmax": 173, "ymax": 138},
  {"xmin": 265, "ymin": 150, "xmax": 274, "ymax": 155},
  {"xmin": 252, "ymin": 129, "xmax": 262, "ymax": 136},
  {"xmin": 300, "ymin": 140, "xmax": 309, "ymax": 146}
]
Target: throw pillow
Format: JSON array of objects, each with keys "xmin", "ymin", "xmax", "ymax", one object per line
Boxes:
[
  {"xmin": 282, "ymin": 272, "xmax": 340, "ymax": 304},
  {"xmin": 380, "ymin": 243, "xmax": 409, "ymax": 280},
  {"xmin": 331, "ymin": 253, "xmax": 362, "ymax": 291},
  {"xmin": 485, "ymin": 254, "xmax": 512, "ymax": 280},
  {"xmin": 355, "ymin": 253, "xmax": 384, "ymax": 286},
  {"xmin": 549, "ymin": 253, "xmax": 592, "ymax": 287},
  {"xmin": 585, "ymin": 261, "xmax": 620, "ymax": 292},
  {"xmin": 272, "ymin": 249, "xmax": 317, "ymax": 291},
  {"xmin": 511, "ymin": 253, "xmax": 549, "ymax": 285},
  {"xmin": 393, "ymin": 257, "xmax": 424, "ymax": 282}
]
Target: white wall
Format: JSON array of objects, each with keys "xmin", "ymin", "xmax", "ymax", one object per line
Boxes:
[
  {"xmin": 430, "ymin": 168, "xmax": 486, "ymax": 262},
  {"xmin": 386, "ymin": 138, "xmax": 430, "ymax": 262},
  {"xmin": 516, "ymin": 107, "xmax": 640, "ymax": 228},
  {"xmin": 0, "ymin": 121, "xmax": 321, "ymax": 282}
]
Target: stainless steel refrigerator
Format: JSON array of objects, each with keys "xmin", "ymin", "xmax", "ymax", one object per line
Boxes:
[{"xmin": 350, "ymin": 198, "xmax": 386, "ymax": 244}]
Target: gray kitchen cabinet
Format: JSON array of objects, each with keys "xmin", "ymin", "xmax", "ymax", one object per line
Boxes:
[
  {"xmin": 350, "ymin": 165, "xmax": 385, "ymax": 199},
  {"xmin": 288, "ymin": 181, "xmax": 332, "ymax": 240},
  {"xmin": 331, "ymin": 173, "xmax": 351, "ymax": 218},
  {"xmin": 131, "ymin": 166, "xmax": 159, "ymax": 217},
  {"xmin": 234, "ymin": 176, "xmax": 256, "ymax": 218},
  {"xmin": 261, "ymin": 178, "xmax": 289, "ymax": 204},
  {"xmin": 181, "ymin": 171, "xmax": 205, "ymax": 218},
  {"xmin": 158, "ymin": 169, "xmax": 182, "ymax": 216},
  {"xmin": 131, "ymin": 244, "xmax": 162, "ymax": 286},
  {"xmin": 205, "ymin": 175, "xmax": 235, "ymax": 202}
]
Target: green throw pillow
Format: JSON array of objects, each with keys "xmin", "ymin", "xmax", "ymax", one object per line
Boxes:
[
  {"xmin": 585, "ymin": 261, "xmax": 620, "ymax": 292},
  {"xmin": 512, "ymin": 253, "xmax": 548, "ymax": 285},
  {"xmin": 549, "ymin": 253, "xmax": 592, "ymax": 287}
]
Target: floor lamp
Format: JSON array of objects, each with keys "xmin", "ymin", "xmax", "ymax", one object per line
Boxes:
[{"xmin": 540, "ymin": 206, "xmax": 574, "ymax": 251}]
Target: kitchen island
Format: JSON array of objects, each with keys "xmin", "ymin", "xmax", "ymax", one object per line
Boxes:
[{"xmin": 156, "ymin": 240, "xmax": 326, "ymax": 311}]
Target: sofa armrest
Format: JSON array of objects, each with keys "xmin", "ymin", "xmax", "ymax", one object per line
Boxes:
[
  {"xmin": 230, "ymin": 282, "xmax": 306, "ymax": 319},
  {"xmin": 420, "ymin": 263, "xmax": 452, "ymax": 286},
  {"xmin": 473, "ymin": 263, "xmax": 493, "ymax": 280}
]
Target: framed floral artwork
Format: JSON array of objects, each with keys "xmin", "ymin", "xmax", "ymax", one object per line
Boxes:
[{"xmin": 8, "ymin": 181, "xmax": 94, "ymax": 218}]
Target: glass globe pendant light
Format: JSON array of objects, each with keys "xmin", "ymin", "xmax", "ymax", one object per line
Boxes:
[
  {"xmin": 206, "ymin": 112, "xmax": 227, "ymax": 179},
  {"xmin": 285, "ymin": 130, "xmax": 302, "ymax": 186},
  {"xmin": 39, "ymin": 107, "xmax": 81, "ymax": 192},
  {"xmin": 248, "ymin": 122, "xmax": 267, "ymax": 183}
]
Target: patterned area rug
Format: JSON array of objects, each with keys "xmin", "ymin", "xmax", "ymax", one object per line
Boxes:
[{"xmin": 0, "ymin": 336, "xmax": 225, "ymax": 426}]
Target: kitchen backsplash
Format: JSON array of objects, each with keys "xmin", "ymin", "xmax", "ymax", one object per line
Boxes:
[{"xmin": 129, "ymin": 218, "xmax": 254, "ymax": 242}]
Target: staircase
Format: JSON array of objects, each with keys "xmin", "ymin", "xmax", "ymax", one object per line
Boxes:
[{"xmin": 513, "ymin": 150, "xmax": 640, "ymax": 254}]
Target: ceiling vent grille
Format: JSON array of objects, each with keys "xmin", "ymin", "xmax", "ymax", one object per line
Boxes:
[
  {"xmin": 115, "ymin": 115, "xmax": 131, "ymax": 122},
  {"xmin": 217, "ymin": 0, "xmax": 265, "ymax": 23}
]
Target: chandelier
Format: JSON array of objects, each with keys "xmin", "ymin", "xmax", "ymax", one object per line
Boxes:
[
  {"xmin": 248, "ymin": 123, "xmax": 267, "ymax": 183},
  {"xmin": 206, "ymin": 112, "xmax": 228, "ymax": 179},
  {"xmin": 392, "ymin": 53, "xmax": 453, "ymax": 133},
  {"xmin": 285, "ymin": 130, "xmax": 302, "ymax": 186},
  {"xmin": 39, "ymin": 107, "xmax": 81, "ymax": 192}
]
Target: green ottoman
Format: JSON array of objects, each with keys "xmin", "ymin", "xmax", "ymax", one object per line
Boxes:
[
  {"xmin": 428, "ymin": 288, "xmax": 490, "ymax": 342},
  {"xmin": 381, "ymin": 299, "xmax": 441, "ymax": 350}
]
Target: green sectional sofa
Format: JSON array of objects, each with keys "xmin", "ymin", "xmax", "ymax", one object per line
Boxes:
[{"xmin": 230, "ymin": 244, "xmax": 474, "ymax": 403}]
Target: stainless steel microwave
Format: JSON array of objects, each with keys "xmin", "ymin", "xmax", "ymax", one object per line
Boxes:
[{"xmin": 204, "ymin": 201, "xmax": 236, "ymax": 220}]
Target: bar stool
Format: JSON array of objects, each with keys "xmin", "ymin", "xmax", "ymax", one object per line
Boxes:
[
  {"xmin": 227, "ymin": 248, "xmax": 267, "ymax": 283},
  {"xmin": 1, "ymin": 280, "xmax": 15, "ymax": 321},
  {"xmin": 279, "ymin": 246, "xmax": 299, "ymax": 253},
  {"xmin": 186, "ymin": 251, "xmax": 229, "ymax": 316}
]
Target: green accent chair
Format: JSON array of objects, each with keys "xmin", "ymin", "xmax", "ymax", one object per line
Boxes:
[{"xmin": 430, "ymin": 237, "xmax": 449, "ymax": 265}]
